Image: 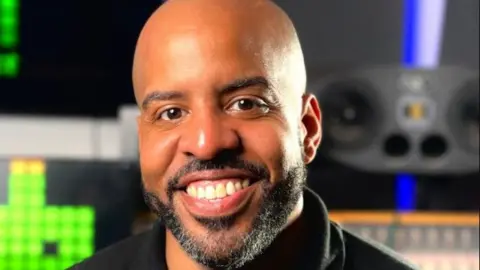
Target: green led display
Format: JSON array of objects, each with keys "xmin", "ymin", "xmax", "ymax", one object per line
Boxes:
[
  {"xmin": 0, "ymin": 160, "xmax": 96, "ymax": 270},
  {"xmin": 0, "ymin": 0, "xmax": 20, "ymax": 77}
]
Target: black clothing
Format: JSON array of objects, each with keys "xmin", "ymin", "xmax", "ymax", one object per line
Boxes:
[{"xmin": 70, "ymin": 188, "xmax": 417, "ymax": 270}]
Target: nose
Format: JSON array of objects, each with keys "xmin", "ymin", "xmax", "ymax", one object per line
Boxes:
[{"xmin": 178, "ymin": 111, "xmax": 241, "ymax": 160}]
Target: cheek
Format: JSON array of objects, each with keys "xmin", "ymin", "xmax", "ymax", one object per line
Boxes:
[
  {"xmin": 139, "ymin": 128, "xmax": 178, "ymax": 196},
  {"xmin": 240, "ymin": 123, "xmax": 300, "ymax": 175}
]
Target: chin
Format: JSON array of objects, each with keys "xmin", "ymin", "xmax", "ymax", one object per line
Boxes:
[
  {"xmin": 189, "ymin": 227, "xmax": 250, "ymax": 258},
  {"xmin": 168, "ymin": 207, "xmax": 259, "ymax": 268}
]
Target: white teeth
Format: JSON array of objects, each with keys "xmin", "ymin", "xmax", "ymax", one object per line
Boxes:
[
  {"xmin": 197, "ymin": 187, "xmax": 205, "ymax": 199},
  {"xmin": 186, "ymin": 186, "xmax": 194, "ymax": 196},
  {"xmin": 186, "ymin": 185, "xmax": 197, "ymax": 197},
  {"xmin": 234, "ymin": 182, "xmax": 242, "ymax": 191},
  {"xmin": 205, "ymin": 186, "xmax": 216, "ymax": 199},
  {"xmin": 186, "ymin": 179, "xmax": 254, "ymax": 200},
  {"xmin": 226, "ymin": 182, "xmax": 236, "ymax": 195},
  {"xmin": 216, "ymin": 184, "xmax": 227, "ymax": 198}
]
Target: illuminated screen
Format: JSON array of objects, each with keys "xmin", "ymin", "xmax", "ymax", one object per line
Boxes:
[
  {"xmin": 0, "ymin": 159, "xmax": 138, "ymax": 269},
  {"xmin": 0, "ymin": 0, "xmax": 19, "ymax": 77}
]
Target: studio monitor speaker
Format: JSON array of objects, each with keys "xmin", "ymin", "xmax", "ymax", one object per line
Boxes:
[{"xmin": 312, "ymin": 66, "xmax": 479, "ymax": 175}]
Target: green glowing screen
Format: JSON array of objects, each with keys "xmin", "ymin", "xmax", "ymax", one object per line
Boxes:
[
  {"xmin": 0, "ymin": 160, "xmax": 96, "ymax": 270},
  {"xmin": 0, "ymin": 0, "xmax": 19, "ymax": 77}
]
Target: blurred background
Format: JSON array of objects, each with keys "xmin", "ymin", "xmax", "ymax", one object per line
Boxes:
[{"xmin": 0, "ymin": 0, "xmax": 478, "ymax": 269}]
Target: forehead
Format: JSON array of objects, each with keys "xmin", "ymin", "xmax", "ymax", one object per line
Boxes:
[{"xmin": 134, "ymin": 24, "xmax": 275, "ymax": 101}]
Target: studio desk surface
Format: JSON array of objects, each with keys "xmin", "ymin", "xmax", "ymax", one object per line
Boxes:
[{"xmin": 330, "ymin": 211, "xmax": 480, "ymax": 270}]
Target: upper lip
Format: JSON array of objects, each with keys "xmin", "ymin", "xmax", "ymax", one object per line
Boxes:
[{"xmin": 176, "ymin": 169, "xmax": 256, "ymax": 189}]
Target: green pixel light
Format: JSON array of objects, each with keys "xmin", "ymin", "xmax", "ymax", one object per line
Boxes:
[
  {"xmin": 0, "ymin": 0, "xmax": 20, "ymax": 77},
  {"xmin": 0, "ymin": 160, "xmax": 96, "ymax": 270}
]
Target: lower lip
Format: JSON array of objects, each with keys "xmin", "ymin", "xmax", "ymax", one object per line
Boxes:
[{"xmin": 178, "ymin": 182, "xmax": 259, "ymax": 217}]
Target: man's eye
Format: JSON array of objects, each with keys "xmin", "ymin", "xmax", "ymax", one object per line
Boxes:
[
  {"xmin": 230, "ymin": 98, "xmax": 269, "ymax": 112},
  {"xmin": 158, "ymin": 108, "xmax": 186, "ymax": 121}
]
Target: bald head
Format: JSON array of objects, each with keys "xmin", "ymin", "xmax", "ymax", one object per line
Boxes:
[{"xmin": 132, "ymin": 0, "xmax": 306, "ymax": 109}]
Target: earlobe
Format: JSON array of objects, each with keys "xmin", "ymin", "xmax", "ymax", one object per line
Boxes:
[
  {"xmin": 301, "ymin": 94, "xmax": 322, "ymax": 164},
  {"xmin": 303, "ymin": 138, "xmax": 319, "ymax": 164}
]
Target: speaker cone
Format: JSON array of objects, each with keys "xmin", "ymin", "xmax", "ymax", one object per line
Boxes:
[{"xmin": 318, "ymin": 80, "xmax": 380, "ymax": 150}]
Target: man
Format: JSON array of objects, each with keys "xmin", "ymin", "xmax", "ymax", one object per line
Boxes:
[{"xmin": 73, "ymin": 0, "xmax": 417, "ymax": 269}]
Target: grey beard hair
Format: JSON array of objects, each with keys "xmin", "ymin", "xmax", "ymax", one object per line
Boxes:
[
  {"xmin": 142, "ymin": 138, "xmax": 307, "ymax": 269},
  {"xmin": 144, "ymin": 165, "xmax": 306, "ymax": 269}
]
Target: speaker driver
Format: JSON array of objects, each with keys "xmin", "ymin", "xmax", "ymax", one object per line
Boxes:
[
  {"xmin": 449, "ymin": 78, "xmax": 479, "ymax": 154},
  {"xmin": 317, "ymin": 80, "xmax": 380, "ymax": 150}
]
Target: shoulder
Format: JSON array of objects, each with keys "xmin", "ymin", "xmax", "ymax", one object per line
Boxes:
[
  {"xmin": 341, "ymin": 229, "xmax": 418, "ymax": 270},
  {"xmin": 68, "ymin": 230, "xmax": 152, "ymax": 270}
]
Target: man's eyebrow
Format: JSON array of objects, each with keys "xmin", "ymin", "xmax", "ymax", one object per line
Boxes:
[
  {"xmin": 220, "ymin": 76, "xmax": 270, "ymax": 95},
  {"xmin": 141, "ymin": 91, "xmax": 184, "ymax": 110},
  {"xmin": 222, "ymin": 76, "xmax": 281, "ymax": 105}
]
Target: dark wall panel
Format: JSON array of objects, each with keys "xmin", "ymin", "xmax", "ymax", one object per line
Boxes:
[
  {"xmin": 441, "ymin": 0, "xmax": 479, "ymax": 69},
  {"xmin": 275, "ymin": 0, "xmax": 405, "ymax": 72}
]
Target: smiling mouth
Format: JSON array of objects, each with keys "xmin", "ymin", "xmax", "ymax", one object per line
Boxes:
[
  {"xmin": 180, "ymin": 178, "xmax": 260, "ymax": 200},
  {"xmin": 177, "ymin": 178, "xmax": 263, "ymax": 217}
]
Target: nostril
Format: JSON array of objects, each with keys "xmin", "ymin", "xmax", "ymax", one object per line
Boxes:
[{"xmin": 184, "ymin": 152, "xmax": 195, "ymax": 158}]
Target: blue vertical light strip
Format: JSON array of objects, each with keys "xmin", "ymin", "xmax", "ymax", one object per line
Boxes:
[
  {"xmin": 402, "ymin": 0, "xmax": 417, "ymax": 67},
  {"xmin": 397, "ymin": 0, "xmax": 448, "ymax": 211},
  {"xmin": 396, "ymin": 173, "xmax": 416, "ymax": 211},
  {"xmin": 397, "ymin": 0, "xmax": 419, "ymax": 212}
]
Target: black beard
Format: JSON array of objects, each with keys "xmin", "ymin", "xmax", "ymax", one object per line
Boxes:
[{"xmin": 143, "ymin": 151, "xmax": 307, "ymax": 269}]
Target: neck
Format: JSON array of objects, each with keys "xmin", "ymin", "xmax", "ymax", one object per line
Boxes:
[{"xmin": 165, "ymin": 194, "xmax": 306, "ymax": 270}]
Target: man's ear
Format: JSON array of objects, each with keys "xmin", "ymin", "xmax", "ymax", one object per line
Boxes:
[{"xmin": 300, "ymin": 93, "xmax": 322, "ymax": 164}]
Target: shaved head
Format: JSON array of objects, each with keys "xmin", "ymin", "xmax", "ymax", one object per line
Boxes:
[
  {"xmin": 133, "ymin": 0, "xmax": 321, "ymax": 269},
  {"xmin": 133, "ymin": 0, "xmax": 306, "ymax": 113}
]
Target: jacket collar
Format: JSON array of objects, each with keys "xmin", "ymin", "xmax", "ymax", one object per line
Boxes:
[{"xmin": 295, "ymin": 188, "xmax": 345, "ymax": 270}]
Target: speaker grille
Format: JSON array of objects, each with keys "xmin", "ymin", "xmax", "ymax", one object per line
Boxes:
[
  {"xmin": 448, "ymin": 78, "xmax": 479, "ymax": 154},
  {"xmin": 317, "ymin": 79, "xmax": 381, "ymax": 150}
]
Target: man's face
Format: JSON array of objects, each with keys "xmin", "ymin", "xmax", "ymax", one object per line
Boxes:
[{"xmin": 136, "ymin": 28, "xmax": 311, "ymax": 268}]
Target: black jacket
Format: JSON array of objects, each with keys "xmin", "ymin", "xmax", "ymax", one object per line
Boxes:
[{"xmin": 71, "ymin": 188, "xmax": 417, "ymax": 270}]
